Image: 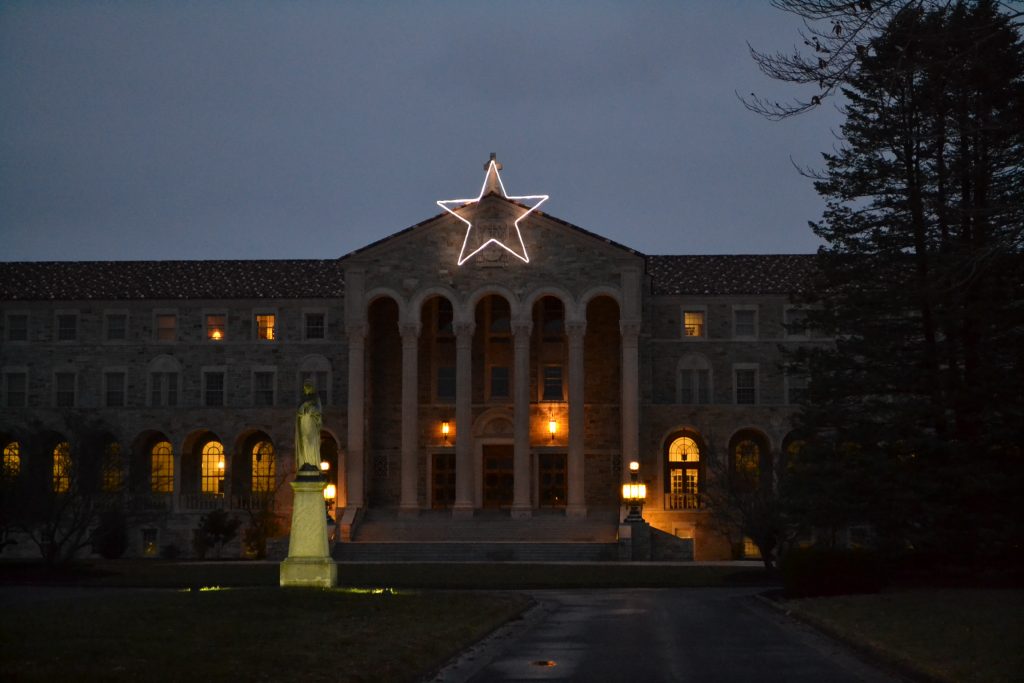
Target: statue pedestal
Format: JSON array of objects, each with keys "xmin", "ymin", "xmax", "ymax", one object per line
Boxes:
[{"xmin": 280, "ymin": 475, "xmax": 337, "ymax": 588}]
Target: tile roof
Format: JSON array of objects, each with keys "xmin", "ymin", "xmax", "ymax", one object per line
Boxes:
[
  {"xmin": 646, "ymin": 254, "xmax": 820, "ymax": 296},
  {"xmin": 0, "ymin": 260, "xmax": 344, "ymax": 301}
]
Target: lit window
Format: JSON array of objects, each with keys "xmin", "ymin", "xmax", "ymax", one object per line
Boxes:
[
  {"xmin": 735, "ymin": 368, "xmax": 757, "ymax": 405},
  {"xmin": 683, "ymin": 311, "xmax": 704, "ymax": 338},
  {"xmin": 4, "ymin": 372, "xmax": 27, "ymax": 408},
  {"xmin": 105, "ymin": 372, "xmax": 126, "ymax": 407},
  {"xmin": 201, "ymin": 441, "xmax": 225, "ymax": 495},
  {"xmin": 256, "ymin": 314, "xmax": 275, "ymax": 341},
  {"xmin": 55, "ymin": 372, "xmax": 75, "ymax": 408},
  {"xmin": 666, "ymin": 435, "xmax": 700, "ymax": 510},
  {"xmin": 204, "ymin": 371, "xmax": 225, "ymax": 407},
  {"xmin": 150, "ymin": 441, "xmax": 174, "ymax": 494},
  {"xmin": 490, "ymin": 366, "xmax": 509, "ymax": 399},
  {"xmin": 53, "ymin": 441, "xmax": 71, "ymax": 493},
  {"xmin": 252, "ymin": 441, "xmax": 275, "ymax": 493},
  {"xmin": 437, "ymin": 366, "xmax": 455, "ymax": 401},
  {"xmin": 155, "ymin": 314, "xmax": 177, "ymax": 341},
  {"xmin": 6, "ymin": 314, "xmax": 28, "ymax": 342},
  {"xmin": 103, "ymin": 442, "xmax": 123, "ymax": 492},
  {"xmin": 734, "ymin": 309, "xmax": 757, "ymax": 338},
  {"xmin": 542, "ymin": 366, "xmax": 563, "ymax": 401},
  {"xmin": 743, "ymin": 537, "xmax": 761, "ymax": 559},
  {"xmin": 304, "ymin": 313, "xmax": 326, "ymax": 340},
  {"xmin": 253, "ymin": 371, "xmax": 275, "ymax": 407},
  {"xmin": 731, "ymin": 436, "xmax": 770, "ymax": 492},
  {"xmin": 106, "ymin": 314, "xmax": 127, "ymax": 341},
  {"xmin": 206, "ymin": 314, "xmax": 226, "ymax": 341},
  {"xmin": 2, "ymin": 442, "xmax": 20, "ymax": 478},
  {"xmin": 56, "ymin": 314, "xmax": 77, "ymax": 341}
]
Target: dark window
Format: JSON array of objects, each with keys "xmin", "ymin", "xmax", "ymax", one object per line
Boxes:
[
  {"xmin": 106, "ymin": 314, "xmax": 127, "ymax": 341},
  {"xmin": 299, "ymin": 370, "xmax": 328, "ymax": 405},
  {"xmin": 436, "ymin": 299, "xmax": 453, "ymax": 336},
  {"xmin": 56, "ymin": 314, "xmax": 77, "ymax": 341},
  {"xmin": 542, "ymin": 298, "xmax": 564, "ymax": 338},
  {"xmin": 7, "ymin": 315, "xmax": 28, "ymax": 341},
  {"xmin": 55, "ymin": 372, "xmax": 75, "ymax": 407},
  {"xmin": 542, "ymin": 366, "xmax": 563, "ymax": 401},
  {"xmin": 204, "ymin": 371, "xmax": 225, "ymax": 406},
  {"xmin": 155, "ymin": 314, "xmax": 177, "ymax": 341},
  {"xmin": 5, "ymin": 373, "xmax": 27, "ymax": 408},
  {"xmin": 253, "ymin": 371, "xmax": 275, "ymax": 406},
  {"xmin": 734, "ymin": 309, "xmax": 756, "ymax": 338},
  {"xmin": 437, "ymin": 366, "xmax": 456, "ymax": 401},
  {"xmin": 735, "ymin": 369, "xmax": 757, "ymax": 405},
  {"xmin": 679, "ymin": 369, "xmax": 711, "ymax": 404},
  {"xmin": 305, "ymin": 313, "xmax": 325, "ymax": 340},
  {"xmin": 150, "ymin": 372, "xmax": 178, "ymax": 407},
  {"xmin": 105, "ymin": 372, "xmax": 126, "ymax": 407},
  {"xmin": 490, "ymin": 366, "xmax": 509, "ymax": 399},
  {"xmin": 490, "ymin": 298, "xmax": 511, "ymax": 335}
]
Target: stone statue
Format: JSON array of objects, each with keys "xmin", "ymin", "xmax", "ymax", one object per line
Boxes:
[{"xmin": 294, "ymin": 380, "xmax": 322, "ymax": 473}]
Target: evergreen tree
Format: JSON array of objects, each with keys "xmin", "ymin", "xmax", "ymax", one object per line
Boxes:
[{"xmin": 787, "ymin": 0, "xmax": 1024, "ymax": 563}]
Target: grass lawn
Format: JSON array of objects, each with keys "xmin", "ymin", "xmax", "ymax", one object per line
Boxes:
[
  {"xmin": 786, "ymin": 589, "xmax": 1024, "ymax": 683},
  {"xmin": 0, "ymin": 587, "xmax": 530, "ymax": 683}
]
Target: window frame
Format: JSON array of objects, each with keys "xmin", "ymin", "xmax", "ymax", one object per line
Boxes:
[
  {"xmin": 252, "ymin": 367, "xmax": 277, "ymax": 407},
  {"xmin": 103, "ymin": 310, "xmax": 129, "ymax": 343},
  {"xmin": 436, "ymin": 366, "xmax": 456, "ymax": 403},
  {"xmin": 303, "ymin": 309, "xmax": 328, "ymax": 341},
  {"xmin": 55, "ymin": 310, "xmax": 78, "ymax": 343},
  {"xmin": 664, "ymin": 432, "xmax": 703, "ymax": 510},
  {"xmin": 254, "ymin": 310, "xmax": 278, "ymax": 342},
  {"xmin": 488, "ymin": 365, "xmax": 510, "ymax": 401},
  {"xmin": 153, "ymin": 310, "xmax": 178, "ymax": 343},
  {"xmin": 202, "ymin": 367, "xmax": 227, "ymax": 407},
  {"xmin": 733, "ymin": 363, "xmax": 759, "ymax": 405},
  {"xmin": 541, "ymin": 364, "xmax": 565, "ymax": 402},
  {"xmin": 204, "ymin": 311, "xmax": 227, "ymax": 342},
  {"xmin": 732, "ymin": 305, "xmax": 759, "ymax": 340},
  {"xmin": 681, "ymin": 305, "xmax": 707, "ymax": 340},
  {"xmin": 5, "ymin": 312, "xmax": 30, "ymax": 343},
  {"xmin": 103, "ymin": 368, "xmax": 127, "ymax": 408},
  {"xmin": 2, "ymin": 367, "xmax": 28, "ymax": 408},
  {"xmin": 54, "ymin": 370, "xmax": 77, "ymax": 408}
]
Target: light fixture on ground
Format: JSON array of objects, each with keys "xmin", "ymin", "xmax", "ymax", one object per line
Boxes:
[{"xmin": 622, "ymin": 460, "xmax": 646, "ymax": 522}]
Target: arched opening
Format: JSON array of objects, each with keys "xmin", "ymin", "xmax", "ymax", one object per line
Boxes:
[
  {"xmin": 367, "ymin": 296, "xmax": 401, "ymax": 506},
  {"xmin": 128, "ymin": 431, "xmax": 173, "ymax": 509},
  {"xmin": 52, "ymin": 440, "xmax": 71, "ymax": 494},
  {"xmin": 232, "ymin": 430, "xmax": 276, "ymax": 509},
  {"xmin": 100, "ymin": 436, "xmax": 123, "ymax": 493},
  {"xmin": 729, "ymin": 429, "xmax": 773, "ymax": 492},
  {"xmin": 781, "ymin": 431, "xmax": 807, "ymax": 473},
  {"xmin": 1, "ymin": 436, "xmax": 20, "ymax": 480},
  {"xmin": 181, "ymin": 430, "xmax": 224, "ymax": 509},
  {"xmin": 664, "ymin": 431, "xmax": 703, "ymax": 510}
]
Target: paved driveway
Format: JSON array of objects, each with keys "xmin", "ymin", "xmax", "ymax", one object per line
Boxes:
[{"xmin": 433, "ymin": 588, "xmax": 903, "ymax": 683}]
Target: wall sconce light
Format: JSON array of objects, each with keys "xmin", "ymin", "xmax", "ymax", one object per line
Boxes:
[
  {"xmin": 319, "ymin": 460, "xmax": 330, "ymax": 472},
  {"xmin": 622, "ymin": 460, "xmax": 647, "ymax": 523},
  {"xmin": 441, "ymin": 420, "xmax": 450, "ymax": 443},
  {"xmin": 323, "ymin": 483, "xmax": 337, "ymax": 502},
  {"xmin": 548, "ymin": 418, "xmax": 557, "ymax": 442}
]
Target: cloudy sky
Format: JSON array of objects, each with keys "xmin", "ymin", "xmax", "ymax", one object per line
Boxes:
[{"xmin": 1, "ymin": 1, "xmax": 844, "ymax": 262}]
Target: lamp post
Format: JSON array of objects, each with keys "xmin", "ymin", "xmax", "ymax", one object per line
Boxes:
[{"xmin": 621, "ymin": 460, "xmax": 646, "ymax": 523}]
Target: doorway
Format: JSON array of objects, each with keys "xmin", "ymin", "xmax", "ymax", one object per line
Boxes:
[
  {"xmin": 482, "ymin": 444, "xmax": 514, "ymax": 508},
  {"xmin": 538, "ymin": 452, "xmax": 567, "ymax": 507},
  {"xmin": 432, "ymin": 451, "xmax": 455, "ymax": 509}
]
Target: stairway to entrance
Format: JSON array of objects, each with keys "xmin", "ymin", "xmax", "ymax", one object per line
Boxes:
[{"xmin": 332, "ymin": 506, "xmax": 622, "ymax": 562}]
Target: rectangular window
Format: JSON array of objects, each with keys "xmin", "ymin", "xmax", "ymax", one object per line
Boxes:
[
  {"xmin": 150, "ymin": 372, "xmax": 179, "ymax": 407},
  {"xmin": 105, "ymin": 314, "xmax": 127, "ymax": 341},
  {"xmin": 206, "ymin": 314, "xmax": 226, "ymax": 341},
  {"xmin": 155, "ymin": 314, "xmax": 177, "ymax": 341},
  {"xmin": 204, "ymin": 371, "xmax": 225, "ymax": 407},
  {"xmin": 5, "ymin": 372, "xmax": 27, "ymax": 408},
  {"xmin": 735, "ymin": 368, "xmax": 757, "ymax": 405},
  {"xmin": 304, "ymin": 313, "xmax": 325, "ymax": 340},
  {"xmin": 7, "ymin": 314, "xmax": 28, "ymax": 342},
  {"xmin": 56, "ymin": 314, "xmax": 77, "ymax": 341},
  {"xmin": 437, "ymin": 366, "xmax": 456, "ymax": 401},
  {"xmin": 55, "ymin": 372, "xmax": 76, "ymax": 407},
  {"xmin": 683, "ymin": 311, "xmax": 705, "ymax": 338},
  {"xmin": 299, "ymin": 370, "xmax": 328, "ymax": 405},
  {"xmin": 253, "ymin": 371, "xmax": 275, "ymax": 407},
  {"xmin": 490, "ymin": 366, "xmax": 510, "ymax": 399},
  {"xmin": 734, "ymin": 309, "xmax": 757, "ymax": 338},
  {"xmin": 256, "ymin": 314, "xmax": 275, "ymax": 341},
  {"xmin": 542, "ymin": 366, "xmax": 564, "ymax": 401},
  {"xmin": 679, "ymin": 369, "xmax": 711, "ymax": 404},
  {"xmin": 105, "ymin": 372, "xmax": 126, "ymax": 407}
]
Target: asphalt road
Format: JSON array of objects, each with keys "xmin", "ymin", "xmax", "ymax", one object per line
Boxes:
[{"xmin": 432, "ymin": 588, "xmax": 904, "ymax": 683}]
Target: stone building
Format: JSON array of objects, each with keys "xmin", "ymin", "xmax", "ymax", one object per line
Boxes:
[{"xmin": 0, "ymin": 159, "xmax": 825, "ymax": 560}]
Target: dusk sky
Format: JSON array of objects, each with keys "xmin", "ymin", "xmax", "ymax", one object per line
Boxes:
[{"xmin": 1, "ymin": 1, "xmax": 845, "ymax": 262}]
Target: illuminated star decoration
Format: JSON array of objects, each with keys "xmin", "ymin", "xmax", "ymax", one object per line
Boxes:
[{"xmin": 437, "ymin": 156, "xmax": 549, "ymax": 266}]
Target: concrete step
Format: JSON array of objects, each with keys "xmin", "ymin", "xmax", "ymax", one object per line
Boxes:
[
  {"xmin": 353, "ymin": 507, "xmax": 620, "ymax": 543},
  {"xmin": 333, "ymin": 541, "xmax": 619, "ymax": 563}
]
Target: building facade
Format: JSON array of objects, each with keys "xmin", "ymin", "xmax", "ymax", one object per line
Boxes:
[{"xmin": 0, "ymin": 161, "xmax": 825, "ymax": 560}]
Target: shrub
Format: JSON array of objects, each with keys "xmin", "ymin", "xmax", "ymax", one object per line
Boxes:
[
  {"xmin": 191, "ymin": 509, "xmax": 241, "ymax": 559},
  {"xmin": 92, "ymin": 507, "xmax": 128, "ymax": 559},
  {"xmin": 781, "ymin": 546, "xmax": 888, "ymax": 597}
]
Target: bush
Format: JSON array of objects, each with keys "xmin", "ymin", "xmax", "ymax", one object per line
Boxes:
[
  {"xmin": 92, "ymin": 507, "xmax": 128, "ymax": 559},
  {"xmin": 192, "ymin": 509, "xmax": 241, "ymax": 559},
  {"xmin": 781, "ymin": 546, "xmax": 889, "ymax": 597}
]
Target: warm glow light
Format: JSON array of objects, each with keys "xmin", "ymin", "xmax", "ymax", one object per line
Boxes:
[
  {"xmin": 441, "ymin": 420, "xmax": 450, "ymax": 441},
  {"xmin": 320, "ymin": 460, "xmax": 330, "ymax": 472},
  {"xmin": 548, "ymin": 419, "xmax": 557, "ymax": 438},
  {"xmin": 629, "ymin": 460, "xmax": 639, "ymax": 472},
  {"xmin": 622, "ymin": 482, "xmax": 647, "ymax": 501},
  {"xmin": 437, "ymin": 158, "xmax": 549, "ymax": 266},
  {"xmin": 210, "ymin": 329, "xmax": 223, "ymax": 340},
  {"xmin": 323, "ymin": 483, "xmax": 337, "ymax": 501},
  {"xmin": 217, "ymin": 460, "xmax": 225, "ymax": 470}
]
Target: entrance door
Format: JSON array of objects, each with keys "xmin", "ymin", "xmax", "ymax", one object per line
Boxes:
[
  {"xmin": 538, "ymin": 452, "xmax": 567, "ymax": 507},
  {"xmin": 432, "ymin": 452, "xmax": 455, "ymax": 509},
  {"xmin": 482, "ymin": 444, "xmax": 514, "ymax": 508}
]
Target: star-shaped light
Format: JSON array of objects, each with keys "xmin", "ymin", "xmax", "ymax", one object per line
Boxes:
[{"xmin": 437, "ymin": 156, "xmax": 549, "ymax": 266}]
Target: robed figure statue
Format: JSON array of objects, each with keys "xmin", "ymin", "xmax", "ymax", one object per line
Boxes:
[{"xmin": 294, "ymin": 380, "xmax": 323, "ymax": 472}]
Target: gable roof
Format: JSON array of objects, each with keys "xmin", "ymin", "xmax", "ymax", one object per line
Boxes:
[
  {"xmin": 647, "ymin": 254, "xmax": 819, "ymax": 296},
  {"xmin": 0, "ymin": 260, "xmax": 345, "ymax": 301}
]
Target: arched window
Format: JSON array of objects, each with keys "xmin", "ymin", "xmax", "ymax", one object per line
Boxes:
[
  {"xmin": 665, "ymin": 434, "xmax": 701, "ymax": 510},
  {"xmin": 53, "ymin": 441, "xmax": 71, "ymax": 493},
  {"xmin": 252, "ymin": 441, "xmax": 275, "ymax": 493},
  {"xmin": 103, "ymin": 442, "xmax": 123, "ymax": 492},
  {"xmin": 677, "ymin": 354, "xmax": 712, "ymax": 404},
  {"xmin": 201, "ymin": 441, "xmax": 225, "ymax": 495},
  {"xmin": 729, "ymin": 430, "xmax": 772, "ymax": 491},
  {"xmin": 151, "ymin": 440, "xmax": 174, "ymax": 493},
  {"xmin": 2, "ymin": 442, "xmax": 20, "ymax": 478}
]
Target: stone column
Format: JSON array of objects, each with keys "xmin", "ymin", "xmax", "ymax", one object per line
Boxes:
[
  {"xmin": 345, "ymin": 322, "xmax": 367, "ymax": 509},
  {"xmin": 566, "ymin": 320, "xmax": 587, "ymax": 517},
  {"xmin": 511, "ymin": 320, "xmax": 533, "ymax": 518},
  {"xmin": 620, "ymin": 320, "xmax": 641, "ymax": 482},
  {"xmin": 399, "ymin": 322, "xmax": 421, "ymax": 514},
  {"xmin": 453, "ymin": 321, "xmax": 475, "ymax": 517}
]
